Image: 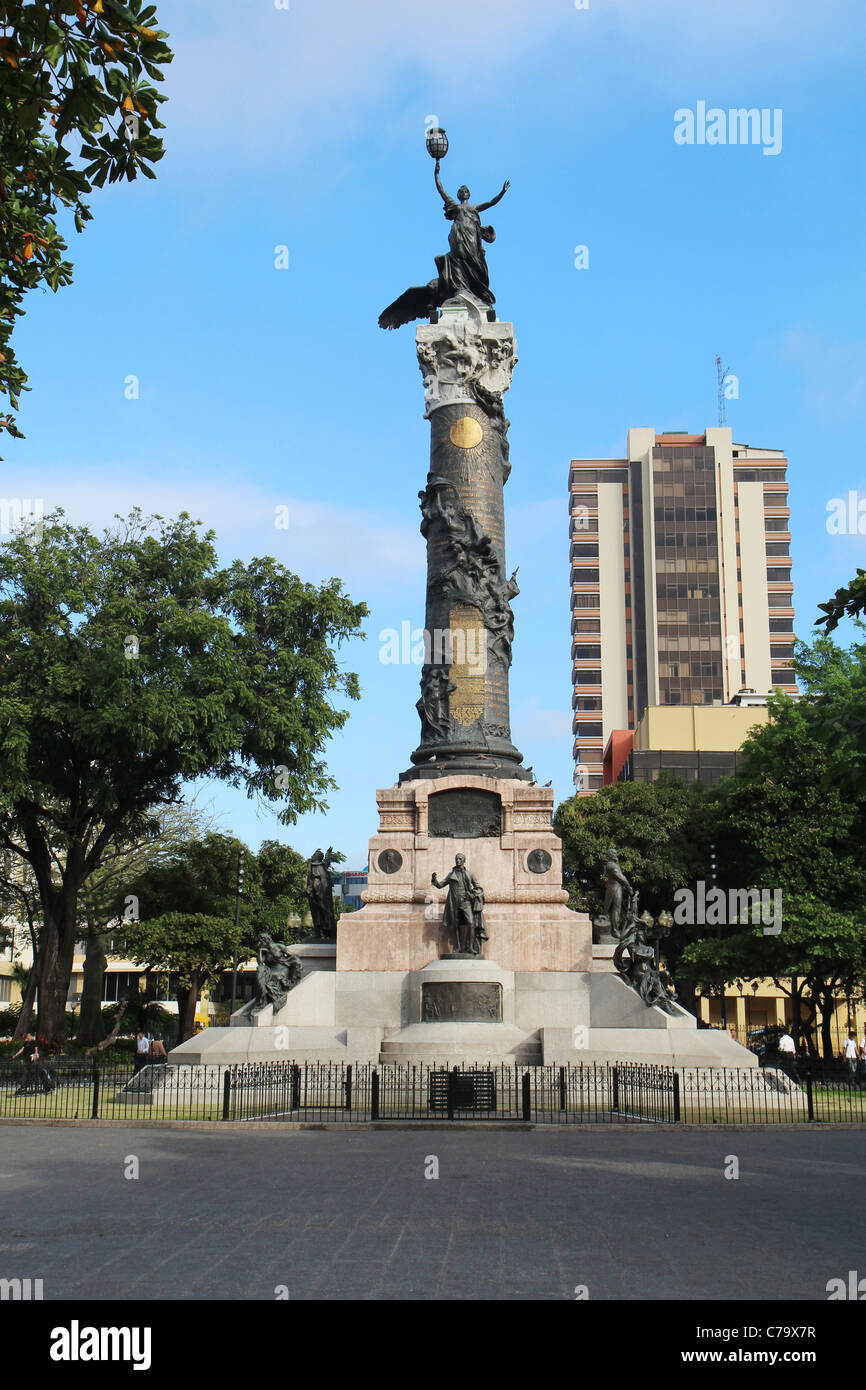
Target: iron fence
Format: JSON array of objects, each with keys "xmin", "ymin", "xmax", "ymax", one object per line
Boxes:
[{"xmin": 1, "ymin": 1057, "xmax": 865, "ymax": 1124}]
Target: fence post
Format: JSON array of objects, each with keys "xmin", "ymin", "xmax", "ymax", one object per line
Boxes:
[
  {"xmin": 672, "ymin": 1071, "xmax": 681, "ymax": 1123},
  {"xmin": 559, "ymin": 1065, "xmax": 567, "ymax": 1112},
  {"xmin": 221, "ymin": 1068, "xmax": 231, "ymax": 1121},
  {"xmin": 90, "ymin": 1062, "xmax": 100, "ymax": 1120},
  {"xmin": 611, "ymin": 1065, "xmax": 619, "ymax": 1113},
  {"xmin": 370, "ymin": 1068, "xmax": 380, "ymax": 1121},
  {"xmin": 345, "ymin": 1063, "xmax": 352, "ymax": 1113},
  {"xmin": 291, "ymin": 1063, "xmax": 301, "ymax": 1111},
  {"xmin": 805, "ymin": 1072, "xmax": 814, "ymax": 1122},
  {"xmin": 447, "ymin": 1066, "xmax": 456, "ymax": 1121},
  {"xmin": 521, "ymin": 1070, "xmax": 531, "ymax": 1122}
]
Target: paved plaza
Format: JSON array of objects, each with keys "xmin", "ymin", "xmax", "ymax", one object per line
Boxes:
[{"xmin": 0, "ymin": 1125, "xmax": 861, "ymax": 1300}]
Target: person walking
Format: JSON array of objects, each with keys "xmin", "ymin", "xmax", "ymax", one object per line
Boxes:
[
  {"xmin": 134, "ymin": 1030, "xmax": 150, "ymax": 1074},
  {"xmin": 843, "ymin": 1031, "xmax": 859, "ymax": 1085},
  {"xmin": 149, "ymin": 1035, "xmax": 167, "ymax": 1066},
  {"xmin": 778, "ymin": 1028, "xmax": 800, "ymax": 1083},
  {"xmin": 12, "ymin": 1033, "xmax": 55, "ymax": 1094}
]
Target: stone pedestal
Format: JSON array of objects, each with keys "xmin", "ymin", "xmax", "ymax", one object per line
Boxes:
[{"xmin": 340, "ymin": 774, "xmax": 591, "ymax": 974}]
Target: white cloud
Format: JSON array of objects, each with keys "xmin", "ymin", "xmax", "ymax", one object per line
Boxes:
[
  {"xmin": 780, "ymin": 328, "xmax": 866, "ymax": 419},
  {"xmin": 0, "ymin": 460, "xmax": 422, "ymax": 596},
  {"xmin": 157, "ymin": 0, "xmax": 855, "ymax": 176},
  {"xmin": 512, "ymin": 693, "xmax": 573, "ymax": 743}
]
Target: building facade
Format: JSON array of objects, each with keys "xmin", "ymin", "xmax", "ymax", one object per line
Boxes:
[
  {"xmin": 570, "ymin": 428, "xmax": 796, "ymax": 791},
  {"xmin": 605, "ymin": 699, "xmax": 772, "ymax": 788}
]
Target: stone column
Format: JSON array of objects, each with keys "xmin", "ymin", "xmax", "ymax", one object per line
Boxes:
[{"xmin": 401, "ymin": 294, "xmax": 529, "ymax": 783}]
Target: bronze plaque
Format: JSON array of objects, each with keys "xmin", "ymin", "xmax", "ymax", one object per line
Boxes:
[
  {"xmin": 428, "ymin": 788, "xmax": 501, "ymax": 839},
  {"xmin": 377, "ymin": 849, "xmax": 403, "ymax": 874},
  {"xmin": 527, "ymin": 848, "xmax": 552, "ymax": 874},
  {"xmin": 422, "ymin": 982, "xmax": 502, "ymax": 1023}
]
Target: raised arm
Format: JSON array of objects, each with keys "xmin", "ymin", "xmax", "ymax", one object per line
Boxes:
[
  {"xmin": 473, "ymin": 179, "xmax": 510, "ymax": 213},
  {"xmin": 433, "ymin": 160, "xmax": 451, "ymax": 205}
]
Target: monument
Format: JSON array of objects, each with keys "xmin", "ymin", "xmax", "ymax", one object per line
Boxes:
[{"xmin": 173, "ymin": 131, "xmax": 751, "ymax": 1070}]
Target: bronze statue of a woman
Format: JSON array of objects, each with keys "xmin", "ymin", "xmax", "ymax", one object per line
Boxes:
[
  {"xmin": 379, "ymin": 159, "xmax": 510, "ymax": 330},
  {"xmin": 431, "ymin": 161, "xmax": 510, "ymax": 307}
]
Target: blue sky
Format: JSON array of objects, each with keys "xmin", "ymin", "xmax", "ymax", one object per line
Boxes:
[{"xmin": 4, "ymin": 0, "xmax": 866, "ymax": 864}]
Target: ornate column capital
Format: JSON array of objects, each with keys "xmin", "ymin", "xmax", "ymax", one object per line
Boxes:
[{"xmin": 416, "ymin": 296, "xmax": 516, "ymax": 418}]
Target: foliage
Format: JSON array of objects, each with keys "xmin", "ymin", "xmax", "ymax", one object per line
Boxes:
[
  {"xmin": 0, "ymin": 508, "xmax": 366, "ymax": 1037},
  {"xmin": 255, "ymin": 838, "xmax": 309, "ymax": 938},
  {"xmin": 554, "ymin": 777, "xmax": 718, "ymax": 1005},
  {"xmin": 816, "ymin": 569, "xmax": 866, "ymax": 632},
  {"xmin": 679, "ymin": 631, "xmax": 866, "ymax": 1053},
  {"xmin": 126, "ymin": 911, "xmax": 242, "ymax": 990},
  {"xmin": 0, "ymin": 0, "xmax": 172, "ymax": 441},
  {"xmin": 554, "ymin": 777, "xmax": 714, "ymax": 918},
  {"xmin": 712, "ymin": 642, "xmax": 866, "ymax": 907}
]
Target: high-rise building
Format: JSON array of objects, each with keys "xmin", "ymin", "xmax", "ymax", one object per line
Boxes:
[{"xmin": 569, "ymin": 428, "xmax": 796, "ymax": 791}]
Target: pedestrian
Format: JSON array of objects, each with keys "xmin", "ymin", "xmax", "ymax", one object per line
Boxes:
[
  {"xmin": 134, "ymin": 1029, "xmax": 150, "ymax": 1074},
  {"xmin": 149, "ymin": 1035, "xmax": 167, "ymax": 1066},
  {"xmin": 843, "ymin": 1031, "xmax": 859, "ymax": 1084},
  {"xmin": 859, "ymin": 1027, "xmax": 866, "ymax": 1085},
  {"xmin": 778, "ymin": 1028, "xmax": 800, "ymax": 1083},
  {"xmin": 12, "ymin": 1033, "xmax": 54, "ymax": 1094}
]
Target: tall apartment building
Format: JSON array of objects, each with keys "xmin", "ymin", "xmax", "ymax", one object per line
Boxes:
[{"xmin": 570, "ymin": 428, "xmax": 796, "ymax": 791}]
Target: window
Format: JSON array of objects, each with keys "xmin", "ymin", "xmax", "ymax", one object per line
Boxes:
[
  {"xmin": 573, "ymin": 593, "xmax": 600, "ymax": 610},
  {"xmin": 575, "ymin": 619, "xmax": 601, "ymax": 633},
  {"xmin": 575, "ymin": 723, "xmax": 603, "ymax": 738},
  {"xmin": 771, "ymin": 669, "xmax": 797, "ymax": 685},
  {"xmin": 571, "ymin": 493, "xmax": 598, "ymax": 508},
  {"xmin": 767, "ymin": 592, "xmax": 792, "ymax": 606},
  {"xmin": 575, "ymin": 697, "xmax": 602, "ymax": 711},
  {"xmin": 574, "ymin": 669, "xmax": 601, "ymax": 685},
  {"xmin": 0, "ymin": 977, "xmax": 11, "ymax": 1003},
  {"xmin": 571, "ymin": 543, "xmax": 599, "ymax": 559},
  {"xmin": 102, "ymin": 971, "xmax": 141, "ymax": 1002},
  {"xmin": 573, "ymin": 645, "xmax": 602, "ymax": 659},
  {"xmin": 767, "ymin": 567, "xmax": 791, "ymax": 582},
  {"xmin": 766, "ymin": 543, "xmax": 790, "ymax": 556},
  {"xmin": 769, "ymin": 619, "xmax": 794, "ymax": 633},
  {"xmin": 573, "ymin": 570, "xmax": 599, "ymax": 583},
  {"xmin": 771, "ymin": 645, "xmax": 793, "ymax": 660},
  {"xmin": 764, "ymin": 517, "xmax": 788, "ymax": 531}
]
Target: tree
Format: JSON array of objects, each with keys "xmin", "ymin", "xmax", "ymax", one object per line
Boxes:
[
  {"xmin": 554, "ymin": 777, "xmax": 716, "ymax": 1011},
  {"xmin": 0, "ymin": 848, "xmax": 41, "ymax": 1033},
  {"xmin": 799, "ymin": 624, "xmax": 866, "ymax": 801},
  {"xmin": 683, "ymin": 896, "xmax": 866, "ymax": 1060},
  {"xmin": 816, "ymin": 569, "xmax": 866, "ymax": 632},
  {"xmin": 122, "ymin": 832, "xmax": 262, "ymax": 1041},
  {"xmin": 0, "ymin": 509, "xmax": 367, "ymax": 1040},
  {"xmin": 713, "ymin": 643, "xmax": 866, "ymax": 907},
  {"xmin": 127, "ymin": 911, "xmax": 241, "ymax": 1044},
  {"xmin": 75, "ymin": 800, "xmax": 213, "ymax": 1042},
  {"xmin": 681, "ymin": 632, "xmax": 866, "ymax": 1056},
  {"xmin": 255, "ymin": 838, "xmax": 309, "ymax": 937},
  {"xmin": 0, "ymin": 0, "xmax": 172, "ymax": 442}
]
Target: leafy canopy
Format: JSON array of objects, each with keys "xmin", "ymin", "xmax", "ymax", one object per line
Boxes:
[
  {"xmin": 0, "ymin": 0, "xmax": 172, "ymax": 441},
  {"xmin": 0, "ymin": 509, "xmax": 368, "ymax": 871}
]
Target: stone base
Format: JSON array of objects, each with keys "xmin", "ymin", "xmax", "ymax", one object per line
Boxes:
[
  {"xmin": 338, "ymin": 902, "xmax": 591, "ymax": 973},
  {"xmin": 380, "ymin": 1022, "xmax": 541, "ymax": 1064},
  {"xmin": 170, "ymin": 962, "xmax": 758, "ymax": 1070}
]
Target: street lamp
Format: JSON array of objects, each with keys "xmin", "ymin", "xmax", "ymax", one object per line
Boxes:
[
  {"xmin": 425, "ymin": 126, "xmax": 449, "ymax": 160},
  {"xmin": 709, "ymin": 841, "xmax": 726, "ymax": 1029},
  {"xmin": 229, "ymin": 848, "xmax": 245, "ymax": 1018}
]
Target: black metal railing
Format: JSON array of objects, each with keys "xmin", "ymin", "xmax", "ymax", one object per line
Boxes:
[{"xmin": 1, "ymin": 1057, "xmax": 865, "ymax": 1124}]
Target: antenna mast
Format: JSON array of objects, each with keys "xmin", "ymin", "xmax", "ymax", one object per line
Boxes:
[{"xmin": 715, "ymin": 354, "xmax": 728, "ymax": 427}]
